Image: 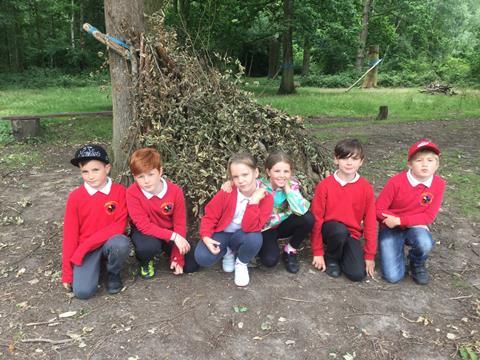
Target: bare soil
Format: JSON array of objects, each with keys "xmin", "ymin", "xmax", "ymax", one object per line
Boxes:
[{"xmin": 0, "ymin": 118, "xmax": 479, "ymax": 359}]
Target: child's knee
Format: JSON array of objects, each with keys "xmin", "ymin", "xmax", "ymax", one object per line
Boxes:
[
  {"xmin": 260, "ymin": 254, "xmax": 279, "ymax": 267},
  {"xmin": 381, "ymin": 267, "xmax": 405, "ymax": 284},
  {"xmin": 73, "ymin": 284, "xmax": 97, "ymax": 300},
  {"xmin": 345, "ymin": 270, "xmax": 365, "ymax": 282}
]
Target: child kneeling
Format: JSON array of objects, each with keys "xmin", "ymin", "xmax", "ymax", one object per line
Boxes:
[
  {"xmin": 62, "ymin": 145, "xmax": 130, "ymax": 299},
  {"xmin": 195, "ymin": 152, "xmax": 273, "ymax": 286},
  {"xmin": 376, "ymin": 139, "xmax": 446, "ymax": 285},
  {"xmin": 126, "ymin": 148, "xmax": 197, "ymax": 278}
]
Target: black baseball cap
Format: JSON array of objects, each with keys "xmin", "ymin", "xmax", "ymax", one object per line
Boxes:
[{"xmin": 71, "ymin": 144, "xmax": 110, "ymax": 167}]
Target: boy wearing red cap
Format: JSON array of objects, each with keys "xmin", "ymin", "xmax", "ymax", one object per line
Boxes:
[
  {"xmin": 62, "ymin": 144, "xmax": 130, "ymax": 299},
  {"xmin": 376, "ymin": 139, "xmax": 446, "ymax": 285}
]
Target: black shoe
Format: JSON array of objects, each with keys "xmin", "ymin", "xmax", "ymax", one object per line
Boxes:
[
  {"xmin": 325, "ymin": 260, "xmax": 341, "ymax": 278},
  {"xmin": 106, "ymin": 273, "xmax": 124, "ymax": 294},
  {"xmin": 410, "ymin": 262, "xmax": 429, "ymax": 285},
  {"xmin": 282, "ymin": 252, "xmax": 300, "ymax": 274}
]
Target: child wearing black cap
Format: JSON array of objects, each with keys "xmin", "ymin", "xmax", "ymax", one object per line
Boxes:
[
  {"xmin": 61, "ymin": 144, "xmax": 130, "ymax": 299},
  {"xmin": 376, "ymin": 139, "xmax": 446, "ymax": 285}
]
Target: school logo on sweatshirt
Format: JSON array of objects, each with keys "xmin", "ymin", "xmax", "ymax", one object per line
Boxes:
[
  {"xmin": 420, "ymin": 192, "xmax": 433, "ymax": 206},
  {"xmin": 161, "ymin": 201, "xmax": 174, "ymax": 215},
  {"xmin": 104, "ymin": 201, "xmax": 118, "ymax": 214}
]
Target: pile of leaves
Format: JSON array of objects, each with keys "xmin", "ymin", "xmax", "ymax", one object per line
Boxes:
[{"xmin": 129, "ymin": 16, "xmax": 331, "ymax": 236}]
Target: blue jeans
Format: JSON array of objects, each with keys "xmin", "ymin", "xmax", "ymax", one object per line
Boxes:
[
  {"xmin": 379, "ymin": 227, "xmax": 434, "ymax": 284},
  {"xmin": 194, "ymin": 230, "xmax": 262, "ymax": 266}
]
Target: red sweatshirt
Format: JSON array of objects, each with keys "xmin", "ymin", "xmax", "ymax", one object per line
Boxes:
[
  {"xmin": 376, "ymin": 171, "xmax": 446, "ymax": 227},
  {"xmin": 310, "ymin": 175, "xmax": 377, "ymax": 260},
  {"xmin": 126, "ymin": 181, "xmax": 186, "ymax": 267},
  {"xmin": 200, "ymin": 187, "xmax": 274, "ymax": 239},
  {"xmin": 62, "ymin": 183, "xmax": 127, "ymax": 283}
]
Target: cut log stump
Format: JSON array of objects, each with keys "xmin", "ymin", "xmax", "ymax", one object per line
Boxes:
[
  {"xmin": 377, "ymin": 105, "xmax": 388, "ymax": 120},
  {"xmin": 11, "ymin": 118, "xmax": 41, "ymax": 140}
]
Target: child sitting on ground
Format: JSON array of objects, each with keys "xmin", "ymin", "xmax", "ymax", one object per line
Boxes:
[
  {"xmin": 195, "ymin": 152, "xmax": 273, "ymax": 286},
  {"xmin": 376, "ymin": 139, "xmax": 446, "ymax": 285},
  {"xmin": 126, "ymin": 148, "xmax": 197, "ymax": 278},
  {"xmin": 62, "ymin": 144, "xmax": 130, "ymax": 299},
  {"xmin": 311, "ymin": 139, "xmax": 377, "ymax": 281}
]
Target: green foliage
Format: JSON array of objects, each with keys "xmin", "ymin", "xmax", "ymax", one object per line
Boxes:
[{"xmin": 301, "ymin": 70, "xmax": 360, "ymax": 88}]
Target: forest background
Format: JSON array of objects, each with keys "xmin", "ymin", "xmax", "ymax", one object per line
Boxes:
[{"xmin": 1, "ymin": 0, "xmax": 480, "ymax": 89}]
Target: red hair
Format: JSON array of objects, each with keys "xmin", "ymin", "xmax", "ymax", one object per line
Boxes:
[{"xmin": 129, "ymin": 148, "xmax": 162, "ymax": 176}]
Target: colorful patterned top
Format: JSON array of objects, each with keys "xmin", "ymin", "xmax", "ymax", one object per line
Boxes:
[{"xmin": 259, "ymin": 177, "xmax": 310, "ymax": 231}]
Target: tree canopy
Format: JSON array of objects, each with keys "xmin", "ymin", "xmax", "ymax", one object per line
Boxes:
[{"xmin": 1, "ymin": 0, "xmax": 479, "ymax": 85}]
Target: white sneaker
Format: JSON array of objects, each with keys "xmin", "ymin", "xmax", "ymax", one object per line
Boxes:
[
  {"xmin": 222, "ymin": 252, "xmax": 235, "ymax": 273},
  {"xmin": 234, "ymin": 261, "xmax": 250, "ymax": 287}
]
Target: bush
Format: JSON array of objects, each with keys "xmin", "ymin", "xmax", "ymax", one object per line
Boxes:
[
  {"xmin": 0, "ymin": 67, "xmax": 110, "ymax": 89},
  {"xmin": 301, "ymin": 70, "xmax": 360, "ymax": 88}
]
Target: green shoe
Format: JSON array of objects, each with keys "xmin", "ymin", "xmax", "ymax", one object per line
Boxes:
[{"xmin": 139, "ymin": 260, "xmax": 155, "ymax": 279}]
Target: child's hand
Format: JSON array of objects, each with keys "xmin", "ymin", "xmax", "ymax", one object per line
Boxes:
[
  {"xmin": 203, "ymin": 237, "xmax": 221, "ymax": 255},
  {"xmin": 312, "ymin": 256, "xmax": 326, "ymax": 271},
  {"xmin": 249, "ymin": 188, "xmax": 267, "ymax": 204},
  {"xmin": 170, "ymin": 261, "xmax": 184, "ymax": 275},
  {"xmin": 173, "ymin": 233, "xmax": 191, "ymax": 255},
  {"xmin": 221, "ymin": 180, "xmax": 233, "ymax": 193},
  {"xmin": 365, "ymin": 259, "xmax": 375, "ymax": 278},
  {"xmin": 382, "ymin": 213, "xmax": 401, "ymax": 228},
  {"xmin": 283, "ymin": 180, "xmax": 291, "ymax": 193},
  {"xmin": 62, "ymin": 282, "xmax": 72, "ymax": 292}
]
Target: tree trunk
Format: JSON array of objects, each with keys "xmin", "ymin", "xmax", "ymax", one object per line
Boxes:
[
  {"xmin": 13, "ymin": 5, "xmax": 25, "ymax": 71},
  {"xmin": 362, "ymin": 44, "xmax": 379, "ymax": 88},
  {"xmin": 302, "ymin": 36, "xmax": 311, "ymax": 76},
  {"xmin": 355, "ymin": 0, "xmax": 373, "ymax": 71},
  {"xmin": 278, "ymin": 0, "xmax": 295, "ymax": 94},
  {"xmin": 70, "ymin": 0, "xmax": 75, "ymax": 49},
  {"xmin": 79, "ymin": 1, "xmax": 84, "ymax": 49},
  {"xmin": 267, "ymin": 36, "xmax": 280, "ymax": 79},
  {"xmin": 30, "ymin": 0, "xmax": 45, "ymax": 67},
  {"xmin": 104, "ymin": 0, "xmax": 145, "ymax": 180}
]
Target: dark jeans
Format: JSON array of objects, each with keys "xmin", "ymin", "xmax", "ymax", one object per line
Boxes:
[
  {"xmin": 259, "ymin": 212, "xmax": 314, "ymax": 267},
  {"xmin": 194, "ymin": 230, "xmax": 263, "ymax": 266},
  {"xmin": 131, "ymin": 228, "xmax": 198, "ymax": 273},
  {"xmin": 73, "ymin": 234, "xmax": 130, "ymax": 299},
  {"xmin": 322, "ymin": 221, "xmax": 366, "ymax": 282}
]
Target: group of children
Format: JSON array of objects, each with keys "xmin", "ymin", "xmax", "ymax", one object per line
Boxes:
[{"xmin": 61, "ymin": 139, "xmax": 445, "ymax": 299}]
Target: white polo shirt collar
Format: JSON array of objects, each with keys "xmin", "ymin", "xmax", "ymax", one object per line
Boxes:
[
  {"xmin": 407, "ymin": 169, "xmax": 433, "ymax": 188},
  {"xmin": 333, "ymin": 170, "xmax": 360, "ymax": 187},
  {"xmin": 141, "ymin": 177, "xmax": 168, "ymax": 199},
  {"xmin": 84, "ymin": 177, "xmax": 112, "ymax": 196}
]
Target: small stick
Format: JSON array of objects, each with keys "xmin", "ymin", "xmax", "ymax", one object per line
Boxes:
[
  {"xmin": 448, "ymin": 294, "xmax": 473, "ymax": 300},
  {"xmin": 21, "ymin": 338, "xmax": 73, "ymax": 344},
  {"xmin": 280, "ymin": 297, "xmax": 313, "ymax": 303},
  {"xmin": 26, "ymin": 319, "xmax": 59, "ymax": 327}
]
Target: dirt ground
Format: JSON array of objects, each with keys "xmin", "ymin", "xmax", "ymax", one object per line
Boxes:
[{"xmin": 0, "ymin": 118, "xmax": 479, "ymax": 359}]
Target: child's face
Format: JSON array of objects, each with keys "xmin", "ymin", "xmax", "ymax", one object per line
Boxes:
[
  {"xmin": 408, "ymin": 152, "xmax": 439, "ymax": 181},
  {"xmin": 230, "ymin": 163, "xmax": 259, "ymax": 196},
  {"xmin": 266, "ymin": 161, "xmax": 292, "ymax": 189},
  {"xmin": 334, "ymin": 153, "xmax": 363, "ymax": 179},
  {"xmin": 134, "ymin": 167, "xmax": 164, "ymax": 194},
  {"xmin": 80, "ymin": 160, "xmax": 111, "ymax": 190}
]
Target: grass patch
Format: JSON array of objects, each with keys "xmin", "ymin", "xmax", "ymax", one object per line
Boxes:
[
  {"xmin": 0, "ymin": 85, "xmax": 111, "ymax": 116},
  {"xmin": 0, "ymin": 145, "xmax": 42, "ymax": 171},
  {"xmin": 441, "ymin": 149, "xmax": 480, "ymax": 220},
  {"xmin": 243, "ymin": 77, "xmax": 480, "ymax": 122}
]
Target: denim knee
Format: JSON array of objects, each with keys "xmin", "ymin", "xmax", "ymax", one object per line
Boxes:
[
  {"xmin": 194, "ymin": 243, "xmax": 218, "ymax": 267},
  {"xmin": 382, "ymin": 270, "xmax": 405, "ymax": 284},
  {"xmin": 73, "ymin": 284, "xmax": 97, "ymax": 300},
  {"xmin": 408, "ymin": 228, "xmax": 433, "ymax": 255}
]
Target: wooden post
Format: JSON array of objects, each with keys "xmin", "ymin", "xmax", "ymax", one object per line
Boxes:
[
  {"xmin": 104, "ymin": 0, "xmax": 144, "ymax": 182},
  {"xmin": 11, "ymin": 118, "xmax": 41, "ymax": 140},
  {"xmin": 377, "ymin": 106, "xmax": 388, "ymax": 120},
  {"xmin": 362, "ymin": 45, "xmax": 379, "ymax": 88}
]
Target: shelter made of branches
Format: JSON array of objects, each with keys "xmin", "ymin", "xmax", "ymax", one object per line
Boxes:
[{"xmin": 129, "ymin": 17, "xmax": 331, "ymax": 236}]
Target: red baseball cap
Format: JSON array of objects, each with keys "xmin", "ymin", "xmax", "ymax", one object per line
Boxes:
[{"xmin": 408, "ymin": 139, "xmax": 441, "ymax": 160}]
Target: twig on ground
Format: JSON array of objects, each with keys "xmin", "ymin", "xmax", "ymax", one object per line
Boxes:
[
  {"xmin": 21, "ymin": 338, "xmax": 73, "ymax": 345},
  {"xmin": 448, "ymin": 294, "xmax": 473, "ymax": 300},
  {"xmin": 344, "ymin": 312, "xmax": 392, "ymax": 318},
  {"xmin": 280, "ymin": 297, "xmax": 314, "ymax": 303}
]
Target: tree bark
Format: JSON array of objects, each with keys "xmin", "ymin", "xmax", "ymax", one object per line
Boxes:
[
  {"xmin": 302, "ymin": 36, "xmax": 311, "ymax": 76},
  {"xmin": 362, "ymin": 44, "xmax": 379, "ymax": 88},
  {"xmin": 104, "ymin": 0, "xmax": 145, "ymax": 180},
  {"xmin": 278, "ymin": 0, "xmax": 295, "ymax": 94},
  {"xmin": 355, "ymin": 0, "xmax": 373, "ymax": 71},
  {"xmin": 267, "ymin": 36, "xmax": 280, "ymax": 79}
]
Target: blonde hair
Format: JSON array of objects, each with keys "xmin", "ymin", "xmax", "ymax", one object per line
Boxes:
[{"xmin": 227, "ymin": 152, "xmax": 257, "ymax": 179}]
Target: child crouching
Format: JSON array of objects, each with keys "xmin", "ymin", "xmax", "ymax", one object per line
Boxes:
[{"xmin": 62, "ymin": 144, "xmax": 130, "ymax": 299}]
